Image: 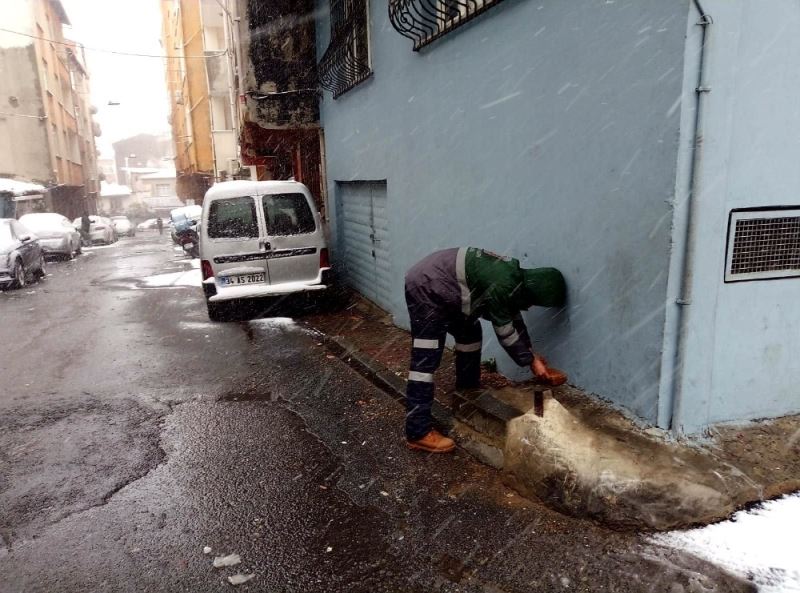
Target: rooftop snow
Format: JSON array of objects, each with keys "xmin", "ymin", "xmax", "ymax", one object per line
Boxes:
[
  {"xmin": 0, "ymin": 178, "xmax": 46, "ymax": 196},
  {"xmin": 100, "ymin": 181, "xmax": 132, "ymax": 197},
  {"xmin": 139, "ymin": 169, "xmax": 177, "ymax": 180}
]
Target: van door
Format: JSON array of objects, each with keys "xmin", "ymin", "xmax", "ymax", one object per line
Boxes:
[
  {"xmin": 205, "ymin": 195, "xmax": 270, "ymax": 286},
  {"xmin": 260, "ymin": 191, "xmax": 321, "ymax": 285}
]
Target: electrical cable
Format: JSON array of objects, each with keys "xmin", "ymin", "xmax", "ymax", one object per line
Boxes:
[
  {"xmin": 0, "ymin": 27, "xmax": 227, "ymax": 59},
  {"xmin": 0, "ymin": 111, "xmax": 47, "ymax": 120}
]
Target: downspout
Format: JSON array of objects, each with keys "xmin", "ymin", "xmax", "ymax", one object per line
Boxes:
[
  {"xmin": 220, "ymin": 0, "xmax": 242, "ymax": 166},
  {"xmin": 669, "ymin": 0, "xmax": 713, "ymax": 434}
]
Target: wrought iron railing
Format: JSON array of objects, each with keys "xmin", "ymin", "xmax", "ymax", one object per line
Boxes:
[
  {"xmin": 389, "ymin": 0, "xmax": 506, "ymax": 50},
  {"xmin": 318, "ymin": 0, "xmax": 372, "ymax": 98}
]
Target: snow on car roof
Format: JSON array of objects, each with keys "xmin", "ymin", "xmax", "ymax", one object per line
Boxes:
[
  {"xmin": 20, "ymin": 213, "xmax": 64, "ymax": 221},
  {"xmin": 19, "ymin": 213, "xmax": 66, "ymax": 229},
  {"xmin": 204, "ymin": 180, "xmax": 308, "ymax": 201}
]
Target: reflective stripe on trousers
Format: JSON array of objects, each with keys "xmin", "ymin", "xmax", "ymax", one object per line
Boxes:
[{"xmin": 405, "ymin": 315, "xmax": 483, "ymax": 440}]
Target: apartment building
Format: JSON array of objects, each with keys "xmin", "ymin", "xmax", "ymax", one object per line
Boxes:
[
  {"xmin": 0, "ymin": 0, "xmax": 99, "ymax": 218},
  {"xmin": 160, "ymin": 0, "xmax": 238, "ymax": 204}
]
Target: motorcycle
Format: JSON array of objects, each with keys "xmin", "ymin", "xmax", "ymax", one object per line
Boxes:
[{"xmin": 175, "ymin": 220, "xmax": 200, "ymax": 258}]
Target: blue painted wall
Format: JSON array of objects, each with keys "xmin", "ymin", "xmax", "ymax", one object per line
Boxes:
[
  {"xmin": 316, "ymin": 0, "xmax": 691, "ymax": 425},
  {"xmin": 663, "ymin": 0, "xmax": 800, "ymax": 433}
]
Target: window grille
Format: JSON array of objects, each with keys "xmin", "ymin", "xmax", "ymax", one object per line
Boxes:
[
  {"xmin": 389, "ymin": 0, "xmax": 505, "ymax": 51},
  {"xmin": 725, "ymin": 208, "xmax": 800, "ymax": 282},
  {"xmin": 319, "ymin": 0, "xmax": 372, "ymax": 98}
]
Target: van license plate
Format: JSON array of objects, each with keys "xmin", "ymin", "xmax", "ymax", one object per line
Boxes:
[{"xmin": 219, "ymin": 273, "xmax": 266, "ymax": 286}]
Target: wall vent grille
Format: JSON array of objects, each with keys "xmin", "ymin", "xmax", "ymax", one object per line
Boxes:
[{"xmin": 725, "ymin": 208, "xmax": 800, "ymax": 282}]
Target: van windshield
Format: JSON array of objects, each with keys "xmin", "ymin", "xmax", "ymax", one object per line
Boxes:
[
  {"xmin": 263, "ymin": 193, "xmax": 315, "ymax": 236},
  {"xmin": 207, "ymin": 196, "xmax": 258, "ymax": 239}
]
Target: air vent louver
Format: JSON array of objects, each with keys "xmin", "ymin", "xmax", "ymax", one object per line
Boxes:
[{"xmin": 725, "ymin": 208, "xmax": 800, "ymax": 282}]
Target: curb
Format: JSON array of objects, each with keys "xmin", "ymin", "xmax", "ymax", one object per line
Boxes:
[{"xmin": 317, "ymin": 332, "xmax": 454, "ymax": 432}]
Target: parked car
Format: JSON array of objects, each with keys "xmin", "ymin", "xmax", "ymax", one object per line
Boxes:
[
  {"xmin": 199, "ymin": 180, "xmax": 331, "ymax": 321},
  {"xmin": 18, "ymin": 212, "xmax": 81, "ymax": 259},
  {"xmin": 136, "ymin": 218, "xmax": 159, "ymax": 231},
  {"xmin": 111, "ymin": 216, "xmax": 135, "ymax": 237},
  {"xmin": 72, "ymin": 215, "xmax": 116, "ymax": 245},
  {"xmin": 0, "ymin": 218, "xmax": 46, "ymax": 290}
]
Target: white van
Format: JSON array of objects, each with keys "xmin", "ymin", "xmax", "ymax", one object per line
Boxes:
[{"xmin": 199, "ymin": 180, "xmax": 331, "ymax": 320}]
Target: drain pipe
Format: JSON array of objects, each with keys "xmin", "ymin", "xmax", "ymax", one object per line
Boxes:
[{"xmin": 669, "ymin": 0, "xmax": 713, "ymax": 434}]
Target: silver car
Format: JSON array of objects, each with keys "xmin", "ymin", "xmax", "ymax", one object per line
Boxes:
[
  {"xmin": 111, "ymin": 216, "xmax": 135, "ymax": 237},
  {"xmin": 0, "ymin": 219, "xmax": 46, "ymax": 290},
  {"xmin": 72, "ymin": 215, "xmax": 116, "ymax": 245},
  {"xmin": 19, "ymin": 212, "xmax": 82, "ymax": 259}
]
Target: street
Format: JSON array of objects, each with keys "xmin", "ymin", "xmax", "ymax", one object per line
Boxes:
[{"xmin": 0, "ymin": 234, "xmax": 752, "ymax": 593}]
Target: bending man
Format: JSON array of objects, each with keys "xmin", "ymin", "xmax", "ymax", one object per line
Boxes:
[{"xmin": 404, "ymin": 247, "xmax": 567, "ymax": 453}]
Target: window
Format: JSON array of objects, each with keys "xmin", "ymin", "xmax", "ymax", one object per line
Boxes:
[
  {"xmin": 155, "ymin": 183, "xmax": 171, "ymax": 197},
  {"xmin": 263, "ymin": 194, "xmax": 316, "ymax": 236},
  {"xmin": 318, "ymin": 0, "xmax": 371, "ymax": 98},
  {"xmin": 389, "ymin": 0, "xmax": 503, "ymax": 50},
  {"xmin": 207, "ymin": 197, "xmax": 258, "ymax": 239}
]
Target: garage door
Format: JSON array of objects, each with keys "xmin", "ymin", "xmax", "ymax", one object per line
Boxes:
[{"xmin": 338, "ymin": 181, "xmax": 392, "ymax": 311}]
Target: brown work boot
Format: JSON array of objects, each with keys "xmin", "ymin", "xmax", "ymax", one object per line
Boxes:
[{"xmin": 406, "ymin": 429, "xmax": 456, "ymax": 453}]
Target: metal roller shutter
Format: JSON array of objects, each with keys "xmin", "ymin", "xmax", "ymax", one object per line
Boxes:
[{"xmin": 338, "ymin": 181, "xmax": 392, "ymax": 311}]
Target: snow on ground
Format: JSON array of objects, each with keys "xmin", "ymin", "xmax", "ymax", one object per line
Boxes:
[
  {"xmin": 179, "ymin": 320, "xmax": 217, "ymax": 330},
  {"xmin": 249, "ymin": 318, "xmax": 298, "ymax": 330},
  {"xmin": 141, "ymin": 269, "xmax": 202, "ymax": 288},
  {"xmin": 248, "ymin": 318, "xmax": 315, "ymax": 335},
  {"xmin": 652, "ymin": 493, "xmax": 800, "ymax": 592},
  {"xmin": 82, "ymin": 244, "xmax": 118, "ymax": 251}
]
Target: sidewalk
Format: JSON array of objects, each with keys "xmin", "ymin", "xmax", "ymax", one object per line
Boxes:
[{"xmin": 305, "ymin": 294, "xmax": 800, "ymax": 531}]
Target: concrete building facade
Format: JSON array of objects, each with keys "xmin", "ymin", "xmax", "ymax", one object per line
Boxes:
[
  {"xmin": 312, "ymin": 0, "xmax": 800, "ymax": 434},
  {"xmin": 160, "ymin": 0, "xmax": 238, "ymax": 204},
  {"xmin": 232, "ymin": 0, "xmax": 326, "ymax": 211},
  {"xmin": 0, "ymin": 0, "xmax": 99, "ymax": 219}
]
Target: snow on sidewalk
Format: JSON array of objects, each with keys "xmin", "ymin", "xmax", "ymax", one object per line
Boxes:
[
  {"xmin": 652, "ymin": 493, "xmax": 800, "ymax": 592},
  {"xmin": 140, "ymin": 269, "xmax": 202, "ymax": 288}
]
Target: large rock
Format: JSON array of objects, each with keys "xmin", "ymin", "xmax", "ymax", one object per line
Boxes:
[
  {"xmin": 453, "ymin": 384, "xmax": 800, "ymax": 530},
  {"xmin": 502, "ymin": 391, "xmax": 752, "ymax": 530}
]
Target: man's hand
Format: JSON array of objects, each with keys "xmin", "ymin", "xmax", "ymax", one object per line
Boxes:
[{"xmin": 531, "ymin": 354, "xmax": 568, "ymax": 386}]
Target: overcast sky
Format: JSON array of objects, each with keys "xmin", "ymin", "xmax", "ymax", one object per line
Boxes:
[{"xmin": 60, "ymin": 0, "xmax": 170, "ymax": 158}]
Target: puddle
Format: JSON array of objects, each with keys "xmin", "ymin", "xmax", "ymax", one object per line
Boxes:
[{"xmin": 651, "ymin": 493, "xmax": 800, "ymax": 592}]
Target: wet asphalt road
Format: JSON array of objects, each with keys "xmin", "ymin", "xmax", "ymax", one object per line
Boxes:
[{"xmin": 0, "ymin": 235, "xmax": 753, "ymax": 593}]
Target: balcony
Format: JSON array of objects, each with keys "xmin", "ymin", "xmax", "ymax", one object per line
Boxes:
[
  {"xmin": 389, "ymin": 0, "xmax": 506, "ymax": 50},
  {"xmin": 318, "ymin": 0, "xmax": 371, "ymax": 98}
]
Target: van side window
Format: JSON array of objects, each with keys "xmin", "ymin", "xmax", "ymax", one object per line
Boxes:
[
  {"xmin": 207, "ymin": 197, "xmax": 258, "ymax": 239},
  {"xmin": 263, "ymin": 193, "xmax": 316, "ymax": 236}
]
